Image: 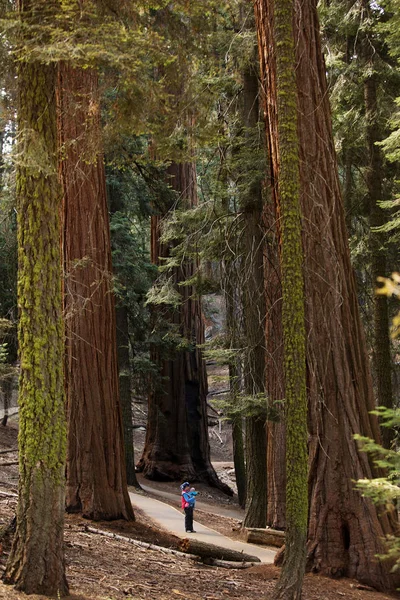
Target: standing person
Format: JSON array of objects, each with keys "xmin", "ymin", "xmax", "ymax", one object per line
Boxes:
[{"xmin": 180, "ymin": 482, "xmax": 196, "ymax": 533}]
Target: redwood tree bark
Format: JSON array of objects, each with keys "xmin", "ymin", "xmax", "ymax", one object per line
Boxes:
[
  {"xmin": 138, "ymin": 163, "xmax": 230, "ymax": 492},
  {"xmin": 264, "ymin": 181, "xmax": 286, "ymax": 530},
  {"xmin": 58, "ymin": 64, "xmax": 134, "ymax": 520},
  {"xmin": 255, "ymin": 0, "xmax": 398, "ymax": 590}
]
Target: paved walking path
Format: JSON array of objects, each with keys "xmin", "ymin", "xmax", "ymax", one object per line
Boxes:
[{"xmin": 129, "ymin": 489, "xmax": 276, "ymax": 563}]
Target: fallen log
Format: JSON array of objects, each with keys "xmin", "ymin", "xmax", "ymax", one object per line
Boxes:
[
  {"xmin": 85, "ymin": 526, "xmax": 197, "ymax": 561},
  {"xmin": 242, "ymin": 528, "xmax": 285, "ymax": 548},
  {"xmin": 85, "ymin": 527, "xmax": 257, "ymax": 569},
  {"xmin": 178, "ymin": 538, "xmax": 260, "ymax": 563},
  {"xmin": 203, "ymin": 558, "xmax": 259, "ymax": 569}
]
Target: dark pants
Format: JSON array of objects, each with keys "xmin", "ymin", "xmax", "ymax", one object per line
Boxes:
[{"xmin": 184, "ymin": 506, "xmax": 194, "ymax": 532}]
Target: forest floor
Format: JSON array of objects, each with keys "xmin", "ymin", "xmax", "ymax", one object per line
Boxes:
[{"xmin": 1, "ymin": 419, "xmax": 400, "ymax": 600}]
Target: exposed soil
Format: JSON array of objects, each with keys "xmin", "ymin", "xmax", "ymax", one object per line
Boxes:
[{"xmin": 1, "ymin": 420, "xmax": 399, "ymax": 600}]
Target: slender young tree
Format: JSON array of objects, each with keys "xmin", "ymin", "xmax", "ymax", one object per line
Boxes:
[
  {"xmin": 3, "ymin": 0, "xmax": 68, "ymax": 593},
  {"xmin": 58, "ymin": 63, "xmax": 134, "ymax": 520},
  {"xmin": 241, "ymin": 49, "xmax": 268, "ymax": 530},
  {"xmin": 219, "ymin": 138, "xmax": 247, "ymax": 508},
  {"xmin": 224, "ymin": 248, "xmax": 246, "ymax": 508},
  {"xmin": 255, "ymin": 0, "xmax": 399, "ymax": 590}
]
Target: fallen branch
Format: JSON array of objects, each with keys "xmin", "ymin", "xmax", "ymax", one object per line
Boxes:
[
  {"xmin": 206, "ymin": 402, "xmax": 221, "ymax": 415},
  {"xmin": 0, "ymin": 490, "xmax": 18, "ymax": 498},
  {"xmin": 0, "ymin": 461, "xmax": 18, "ymax": 467},
  {"xmin": 0, "ymin": 481, "xmax": 18, "ymax": 487},
  {"xmin": 210, "ymin": 429, "xmax": 223, "ymax": 444},
  {"xmin": 203, "ymin": 558, "xmax": 259, "ymax": 569},
  {"xmin": 0, "ymin": 449, "xmax": 17, "ymax": 455}
]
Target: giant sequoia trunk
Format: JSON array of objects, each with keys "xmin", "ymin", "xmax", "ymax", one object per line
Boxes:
[
  {"xmin": 4, "ymin": 5, "xmax": 68, "ymax": 592},
  {"xmin": 138, "ymin": 163, "xmax": 229, "ymax": 492},
  {"xmin": 255, "ymin": 0, "xmax": 398, "ymax": 590},
  {"xmin": 58, "ymin": 64, "xmax": 134, "ymax": 520}
]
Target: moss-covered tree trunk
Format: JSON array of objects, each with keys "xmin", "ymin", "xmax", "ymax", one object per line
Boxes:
[
  {"xmin": 138, "ymin": 163, "xmax": 230, "ymax": 492},
  {"xmin": 258, "ymin": 0, "xmax": 308, "ymax": 595},
  {"xmin": 241, "ymin": 57, "xmax": 268, "ymax": 530},
  {"xmin": 3, "ymin": 3, "xmax": 68, "ymax": 592},
  {"xmin": 255, "ymin": 0, "xmax": 399, "ymax": 590},
  {"xmin": 58, "ymin": 64, "xmax": 134, "ymax": 520}
]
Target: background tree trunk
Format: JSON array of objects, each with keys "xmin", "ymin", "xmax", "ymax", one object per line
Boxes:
[
  {"xmin": 138, "ymin": 162, "xmax": 230, "ymax": 492},
  {"xmin": 3, "ymin": 17, "xmax": 68, "ymax": 592},
  {"xmin": 108, "ymin": 178, "xmax": 139, "ymax": 488},
  {"xmin": 116, "ymin": 303, "xmax": 139, "ymax": 487},
  {"xmin": 221, "ymin": 141, "xmax": 247, "ymax": 507},
  {"xmin": 264, "ymin": 191, "xmax": 286, "ymax": 530},
  {"xmin": 224, "ymin": 257, "xmax": 246, "ymax": 508},
  {"xmin": 255, "ymin": 0, "xmax": 399, "ymax": 590},
  {"xmin": 1, "ymin": 377, "xmax": 11, "ymax": 427},
  {"xmin": 58, "ymin": 64, "xmax": 134, "ymax": 521},
  {"xmin": 231, "ymin": 414, "xmax": 246, "ymax": 508},
  {"xmin": 362, "ymin": 25, "xmax": 394, "ymax": 448},
  {"xmin": 241, "ymin": 47, "xmax": 268, "ymax": 531}
]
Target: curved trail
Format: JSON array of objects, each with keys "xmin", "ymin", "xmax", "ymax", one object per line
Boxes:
[
  {"xmin": 128, "ymin": 489, "xmax": 276, "ymax": 563},
  {"xmin": 137, "ymin": 480, "xmax": 244, "ymax": 519}
]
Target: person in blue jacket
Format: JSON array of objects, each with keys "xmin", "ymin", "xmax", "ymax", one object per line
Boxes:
[{"xmin": 180, "ymin": 482, "xmax": 197, "ymax": 533}]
